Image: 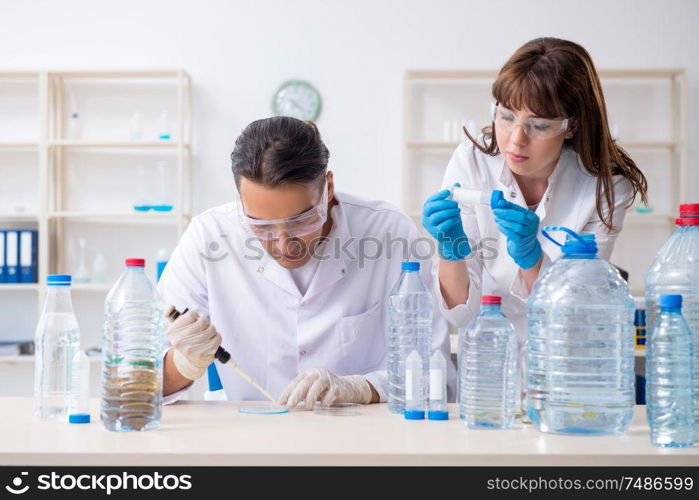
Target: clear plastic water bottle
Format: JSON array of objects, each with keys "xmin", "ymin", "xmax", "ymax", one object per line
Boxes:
[
  {"xmin": 528, "ymin": 227, "xmax": 635, "ymax": 435},
  {"xmin": 645, "ymin": 203, "xmax": 699, "ymax": 423},
  {"xmin": 387, "ymin": 261, "xmax": 432, "ymax": 414},
  {"xmin": 101, "ymin": 258, "xmax": 164, "ymax": 432},
  {"xmin": 33, "ymin": 275, "xmax": 80, "ymax": 419},
  {"xmin": 460, "ymin": 295, "xmax": 517, "ymax": 429},
  {"xmin": 646, "ymin": 294, "xmax": 695, "ymax": 447}
]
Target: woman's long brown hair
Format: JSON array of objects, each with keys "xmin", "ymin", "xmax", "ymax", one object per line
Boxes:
[{"xmin": 465, "ymin": 37, "xmax": 648, "ymax": 231}]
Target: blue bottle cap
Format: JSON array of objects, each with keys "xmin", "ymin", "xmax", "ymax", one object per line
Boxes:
[
  {"xmin": 68, "ymin": 413, "xmax": 91, "ymax": 424},
  {"xmin": 403, "ymin": 410, "xmax": 425, "ymax": 420},
  {"xmin": 428, "ymin": 410, "xmax": 449, "ymax": 421},
  {"xmin": 401, "ymin": 261, "xmax": 420, "ymax": 272},
  {"xmin": 47, "ymin": 274, "xmax": 72, "ymax": 286},
  {"xmin": 659, "ymin": 294, "xmax": 682, "ymax": 309}
]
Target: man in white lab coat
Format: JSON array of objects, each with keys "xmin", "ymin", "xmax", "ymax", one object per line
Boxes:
[{"xmin": 159, "ymin": 116, "xmax": 454, "ymax": 407}]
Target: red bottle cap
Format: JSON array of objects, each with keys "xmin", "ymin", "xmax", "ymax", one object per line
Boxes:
[
  {"xmin": 676, "ymin": 203, "xmax": 699, "ymax": 226},
  {"xmin": 125, "ymin": 258, "xmax": 146, "ymax": 267},
  {"xmin": 482, "ymin": 295, "xmax": 502, "ymax": 305}
]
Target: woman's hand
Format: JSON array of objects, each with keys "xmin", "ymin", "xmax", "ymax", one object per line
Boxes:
[
  {"xmin": 422, "ymin": 187, "xmax": 471, "ymax": 261},
  {"xmin": 492, "ymin": 200, "xmax": 542, "ymax": 270}
]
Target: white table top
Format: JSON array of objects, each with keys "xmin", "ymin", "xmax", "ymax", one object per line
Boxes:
[{"xmin": 0, "ymin": 398, "xmax": 697, "ymax": 466}]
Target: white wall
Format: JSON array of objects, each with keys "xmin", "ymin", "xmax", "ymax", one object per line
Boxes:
[
  {"xmin": 0, "ymin": 0, "xmax": 697, "ymax": 398},
  {"xmin": 1, "ymin": 0, "xmax": 697, "ymax": 213}
]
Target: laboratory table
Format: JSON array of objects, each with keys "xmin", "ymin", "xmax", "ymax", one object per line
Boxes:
[{"xmin": 0, "ymin": 398, "xmax": 697, "ymax": 466}]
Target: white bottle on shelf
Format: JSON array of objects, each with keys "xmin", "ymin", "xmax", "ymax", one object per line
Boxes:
[{"xmin": 129, "ymin": 111, "xmax": 142, "ymax": 141}]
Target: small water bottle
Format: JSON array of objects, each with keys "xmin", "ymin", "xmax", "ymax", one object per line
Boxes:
[
  {"xmin": 387, "ymin": 261, "xmax": 432, "ymax": 414},
  {"xmin": 68, "ymin": 350, "xmax": 91, "ymax": 424},
  {"xmin": 528, "ymin": 227, "xmax": 635, "ymax": 435},
  {"xmin": 34, "ymin": 275, "xmax": 80, "ymax": 419},
  {"xmin": 646, "ymin": 294, "xmax": 695, "ymax": 447},
  {"xmin": 404, "ymin": 350, "xmax": 425, "ymax": 420},
  {"xmin": 461, "ymin": 295, "xmax": 517, "ymax": 429},
  {"xmin": 101, "ymin": 258, "xmax": 164, "ymax": 432},
  {"xmin": 428, "ymin": 351, "xmax": 449, "ymax": 420},
  {"xmin": 645, "ymin": 203, "xmax": 699, "ymax": 423}
]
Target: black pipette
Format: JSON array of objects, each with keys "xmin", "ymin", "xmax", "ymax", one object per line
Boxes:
[{"xmin": 166, "ymin": 307, "xmax": 275, "ymax": 401}]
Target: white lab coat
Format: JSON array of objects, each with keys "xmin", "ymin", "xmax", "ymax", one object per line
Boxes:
[
  {"xmin": 158, "ymin": 191, "xmax": 455, "ymax": 403},
  {"xmin": 439, "ymin": 142, "xmax": 633, "ymax": 354}
]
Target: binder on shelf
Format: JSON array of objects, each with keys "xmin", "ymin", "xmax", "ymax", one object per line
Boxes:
[
  {"xmin": 19, "ymin": 230, "xmax": 38, "ymax": 283},
  {"xmin": 0, "ymin": 230, "xmax": 6, "ymax": 283},
  {"xmin": 5, "ymin": 230, "xmax": 19, "ymax": 283}
]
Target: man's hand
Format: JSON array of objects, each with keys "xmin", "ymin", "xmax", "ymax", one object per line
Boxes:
[
  {"xmin": 278, "ymin": 368, "xmax": 373, "ymax": 409},
  {"xmin": 165, "ymin": 305, "xmax": 221, "ymax": 381}
]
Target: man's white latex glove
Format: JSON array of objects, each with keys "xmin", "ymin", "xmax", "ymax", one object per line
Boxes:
[
  {"xmin": 164, "ymin": 305, "xmax": 221, "ymax": 381},
  {"xmin": 278, "ymin": 368, "xmax": 372, "ymax": 409}
]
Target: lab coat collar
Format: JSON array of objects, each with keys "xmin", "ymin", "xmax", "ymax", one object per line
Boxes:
[
  {"xmin": 255, "ymin": 193, "xmax": 354, "ymax": 301},
  {"xmin": 496, "ymin": 147, "xmax": 572, "ymax": 221}
]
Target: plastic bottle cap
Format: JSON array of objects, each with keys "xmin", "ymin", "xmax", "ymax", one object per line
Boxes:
[
  {"xmin": 47, "ymin": 274, "xmax": 71, "ymax": 286},
  {"xmin": 482, "ymin": 295, "xmax": 501, "ymax": 305},
  {"xmin": 428, "ymin": 410, "xmax": 449, "ymax": 421},
  {"xmin": 561, "ymin": 232, "xmax": 597, "ymax": 255},
  {"xmin": 401, "ymin": 261, "xmax": 420, "ymax": 272},
  {"xmin": 404, "ymin": 410, "xmax": 425, "ymax": 420},
  {"xmin": 68, "ymin": 413, "xmax": 91, "ymax": 424},
  {"xmin": 659, "ymin": 294, "xmax": 682, "ymax": 309},
  {"xmin": 679, "ymin": 203, "xmax": 699, "ymax": 217},
  {"xmin": 125, "ymin": 258, "xmax": 146, "ymax": 267},
  {"xmin": 676, "ymin": 203, "xmax": 699, "ymax": 226}
]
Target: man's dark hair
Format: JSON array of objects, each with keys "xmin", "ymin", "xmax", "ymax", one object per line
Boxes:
[{"xmin": 231, "ymin": 116, "xmax": 329, "ymax": 188}]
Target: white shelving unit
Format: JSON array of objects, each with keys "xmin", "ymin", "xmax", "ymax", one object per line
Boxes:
[
  {"xmin": 0, "ymin": 69, "xmax": 192, "ymax": 359},
  {"xmin": 403, "ymin": 69, "xmax": 687, "ymax": 295}
]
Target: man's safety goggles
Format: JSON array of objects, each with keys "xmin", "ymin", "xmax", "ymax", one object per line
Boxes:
[{"xmin": 237, "ymin": 181, "xmax": 328, "ymax": 241}]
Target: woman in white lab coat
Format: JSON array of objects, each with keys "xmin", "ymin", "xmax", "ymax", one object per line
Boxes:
[{"xmin": 422, "ymin": 38, "xmax": 648, "ymax": 357}]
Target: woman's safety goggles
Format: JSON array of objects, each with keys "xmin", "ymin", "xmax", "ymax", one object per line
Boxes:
[
  {"xmin": 237, "ymin": 181, "xmax": 328, "ymax": 241},
  {"xmin": 491, "ymin": 103, "xmax": 573, "ymax": 140}
]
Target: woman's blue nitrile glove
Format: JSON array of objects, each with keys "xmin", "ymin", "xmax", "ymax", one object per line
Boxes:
[
  {"xmin": 491, "ymin": 198, "xmax": 542, "ymax": 270},
  {"xmin": 422, "ymin": 186, "xmax": 471, "ymax": 261}
]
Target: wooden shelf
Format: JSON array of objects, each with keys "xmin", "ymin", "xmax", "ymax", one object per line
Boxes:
[
  {"xmin": 0, "ymin": 284, "xmax": 40, "ymax": 292},
  {"xmin": 618, "ymin": 141, "xmax": 680, "ymax": 150},
  {"xmin": 406, "ymin": 141, "xmax": 459, "ymax": 150},
  {"xmin": 49, "ymin": 211, "xmax": 183, "ymax": 225},
  {"xmin": 71, "ymin": 283, "xmax": 112, "ymax": 293},
  {"xmin": 406, "ymin": 140, "xmax": 681, "ymax": 151},
  {"xmin": 0, "ymin": 142, "xmax": 38, "ymax": 151},
  {"xmin": 0, "ymin": 213, "xmax": 38, "ymax": 220},
  {"xmin": 625, "ymin": 213, "xmax": 675, "ymax": 223},
  {"xmin": 51, "ymin": 69, "xmax": 187, "ymax": 79},
  {"xmin": 49, "ymin": 140, "xmax": 189, "ymax": 149},
  {"xmin": 0, "ymin": 355, "xmax": 102, "ymax": 364}
]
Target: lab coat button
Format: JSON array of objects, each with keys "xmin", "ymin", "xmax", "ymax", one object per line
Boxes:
[
  {"xmin": 257, "ymin": 266, "xmax": 264, "ymax": 273},
  {"xmin": 300, "ymin": 350, "xmax": 307, "ymax": 356},
  {"xmin": 510, "ymin": 191, "xmax": 516, "ymax": 198}
]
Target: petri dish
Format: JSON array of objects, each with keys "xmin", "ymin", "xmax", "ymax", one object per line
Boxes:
[
  {"xmin": 238, "ymin": 403, "xmax": 289, "ymax": 415},
  {"xmin": 312, "ymin": 402, "xmax": 362, "ymax": 416}
]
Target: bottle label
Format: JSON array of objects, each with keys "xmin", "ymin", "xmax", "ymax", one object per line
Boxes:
[
  {"xmin": 405, "ymin": 369, "xmax": 413, "ymax": 400},
  {"xmin": 430, "ymin": 369, "xmax": 443, "ymax": 400}
]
